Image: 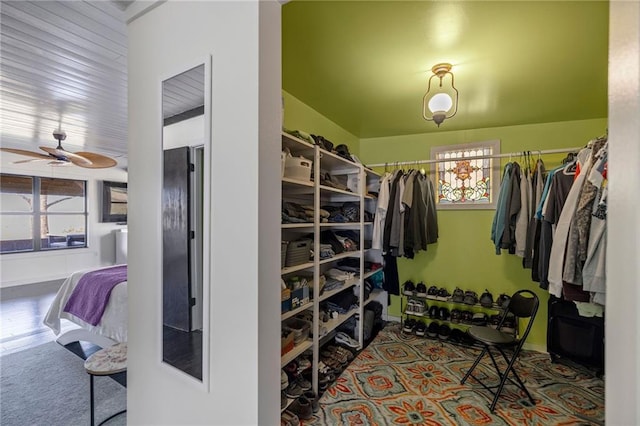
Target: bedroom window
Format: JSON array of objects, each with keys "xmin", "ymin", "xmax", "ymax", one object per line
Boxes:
[
  {"xmin": 430, "ymin": 140, "xmax": 501, "ymax": 210},
  {"xmin": 0, "ymin": 174, "xmax": 87, "ymax": 254}
]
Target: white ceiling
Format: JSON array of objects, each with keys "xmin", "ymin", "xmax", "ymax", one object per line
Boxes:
[{"xmin": 0, "ymin": 0, "xmax": 129, "ymax": 160}]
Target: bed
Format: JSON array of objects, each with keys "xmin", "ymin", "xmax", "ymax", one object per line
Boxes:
[{"xmin": 43, "ymin": 264, "xmax": 127, "ymax": 348}]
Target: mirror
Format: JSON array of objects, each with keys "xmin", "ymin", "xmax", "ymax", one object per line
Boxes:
[{"xmin": 162, "ymin": 64, "xmax": 206, "ymax": 381}]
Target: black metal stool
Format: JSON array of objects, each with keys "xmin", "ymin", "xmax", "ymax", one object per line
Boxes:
[{"xmin": 84, "ymin": 342, "xmax": 127, "ymax": 426}]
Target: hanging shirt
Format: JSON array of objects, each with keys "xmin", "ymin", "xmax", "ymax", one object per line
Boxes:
[
  {"xmin": 372, "ymin": 173, "xmax": 391, "ymax": 250},
  {"xmin": 515, "ymin": 167, "xmax": 532, "ymax": 257},
  {"xmin": 547, "ymin": 147, "xmax": 592, "ymax": 297},
  {"xmin": 491, "ymin": 163, "xmax": 513, "ymax": 254}
]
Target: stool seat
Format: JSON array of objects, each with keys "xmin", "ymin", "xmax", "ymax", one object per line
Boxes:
[{"xmin": 85, "ymin": 342, "xmax": 127, "ymax": 375}]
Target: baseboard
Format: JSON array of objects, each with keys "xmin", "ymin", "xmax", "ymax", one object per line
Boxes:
[{"xmin": 523, "ymin": 342, "xmax": 548, "ymax": 353}]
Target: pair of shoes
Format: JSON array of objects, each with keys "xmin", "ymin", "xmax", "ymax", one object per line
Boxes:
[
  {"xmin": 480, "ymin": 289, "xmax": 494, "ymax": 307},
  {"xmin": 285, "ymin": 381, "xmax": 305, "ymax": 399},
  {"xmin": 327, "ymin": 345, "xmax": 355, "ymax": 362},
  {"xmin": 450, "ymin": 309, "xmax": 462, "ymax": 324},
  {"xmin": 489, "ymin": 314, "xmax": 501, "ymax": 329},
  {"xmin": 428, "ymin": 306, "xmax": 449, "ymax": 320},
  {"xmin": 426, "ymin": 322, "xmax": 439, "ymax": 338},
  {"xmin": 403, "ymin": 280, "xmax": 415, "ymax": 295},
  {"xmin": 436, "ymin": 288, "xmax": 451, "ymax": 301},
  {"xmin": 438, "ymin": 324, "xmax": 451, "ymax": 340},
  {"xmin": 281, "ymin": 409, "xmax": 300, "ymax": 426},
  {"xmin": 460, "ymin": 310, "xmax": 473, "ymax": 324},
  {"xmin": 415, "ymin": 282, "xmax": 427, "ymax": 297},
  {"xmin": 427, "ymin": 285, "xmax": 439, "ymax": 297},
  {"xmin": 497, "ymin": 293, "xmax": 511, "ymax": 309},
  {"xmin": 289, "ymin": 395, "xmax": 313, "ymax": 420},
  {"xmin": 281, "ymin": 370, "xmax": 289, "ymax": 390},
  {"xmin": 415, "ymin": 321, "xmax": 427, "ymax": 337},
  {"xmin": 472, "ymin": 312, "xmax": 488, "ymax": 326},
  {"xmin": 463, "ymin": 291, "xmax": 479, "ymax": 305},
  {"xmin": 303, "ymin": 390, "xmax": 319, "ymax": 413},
  {"xmin": 502, "ymin": 315, "xmax": 516, "ymax": 333},
  {"xmin": 335, "ymin": 331, "xmax": 359, "ymax": 349},
  {"xmin": 451, "ymin": 287, "xmax": 465, "ymax": 303},
  {"xmin": 281, "ymin": 390, "xmax": 288, "ymax": 410},
  {"xmin": 450, "ymin": 328, "xmax": 465, "ymax": 343},
  {"xmin": 403, "ymin": 318, "xmax": 416, "ymax": 333},
  {"xmin": 407, "ymin": 299, "xmax": 426, "ymax": 315}
]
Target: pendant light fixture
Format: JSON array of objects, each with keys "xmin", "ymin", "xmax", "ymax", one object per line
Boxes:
[{"xmin": 422, "ymin": 63, "xmax": 459, "ymax": 127}]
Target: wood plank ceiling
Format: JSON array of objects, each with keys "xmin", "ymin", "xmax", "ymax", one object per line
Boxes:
[{"xmin": 0, "ymin": 0, "xmax": 128, "ymax": 158}]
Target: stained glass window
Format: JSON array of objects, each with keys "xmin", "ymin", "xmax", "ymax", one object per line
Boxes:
[{"xmin": 431, "ymin": 140, "xmax": 500, "ymax": 210}]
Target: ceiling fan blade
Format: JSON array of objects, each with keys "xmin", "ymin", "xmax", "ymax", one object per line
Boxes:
[
  {"xmin": 72, "ymin": 152, "xmax": 118, "ymax": 168},
  {"xmin": 1, "ymin": 147, "xmax": 51, "ymax": 160},
  {"xmin": 39, "ymin": 146, "xmax": 92, "ymax": 166}
]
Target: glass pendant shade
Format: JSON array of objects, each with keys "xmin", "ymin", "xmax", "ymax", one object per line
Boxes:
[{"xmin": 428, "ymin": 93, "xmax": 453, "ymax": 113}]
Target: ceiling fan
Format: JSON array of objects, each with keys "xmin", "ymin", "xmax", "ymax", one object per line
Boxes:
[{"xmin": 1, "ymin": 130, "xmax": 118, "ymax": 169}]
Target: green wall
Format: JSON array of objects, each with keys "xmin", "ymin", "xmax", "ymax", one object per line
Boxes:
[
  {"xmin": 283, "ymin": 91, "xmax": 360, "ymax": 155},
  {"xmin": 359, "ymin": 118, "xmax": 608, "ymax": 349},
  {"xmin": 283, "ymin": 89, "xmax": 607, "ymax": 349}
]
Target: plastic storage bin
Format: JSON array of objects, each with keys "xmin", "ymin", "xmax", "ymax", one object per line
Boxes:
[
  {"xmin": 283, "ymin": 318, "xmax": 311, "ymax": 345},
  {"xmin": 284, "ymin": 155, "xmax": 312, "ymax": 181},
  {"xmin": 285, "ymin": 239, "xmax": 312, "ymax": 267}
]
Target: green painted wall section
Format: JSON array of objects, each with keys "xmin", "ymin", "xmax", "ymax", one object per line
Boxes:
[
  {"xmin": 283, "ymin": 91, "xmax": 360, "ymax": 155},
  {"xmin": 359, "ymin": 118, "xmax": 608, "ymax": 349}
]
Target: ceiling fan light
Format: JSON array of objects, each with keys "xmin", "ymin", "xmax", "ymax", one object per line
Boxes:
[{"xmin": 428, "ymin": 93, "xmax": 453, "ymax": 114}]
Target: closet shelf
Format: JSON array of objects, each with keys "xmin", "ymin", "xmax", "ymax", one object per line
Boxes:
[
  {"xmin": 362, "ymin": 269, "xmax": 382, "ymax": 280},
  {"xmin": 318, "ymin": 150, "xmax": 360, "ymax": 173},
  {"xmin": 322, "ymin": 309, "xmax": 358, "ymax": 337},
  {"xmin": 281, "ymin": 339, "xmax": 313, "ymax": 367},
  {"xmin": 282, "ymin": 132, "xmax": 315, "ymax": 153},
  {"xmin": 281, "ymin": 262, "xmax": 314, "ymax": 275},
  {"xmin": 319, "ymin": 279, "xmax": 357, "ymax": 302},
  {"xmin": 405, "ymin": 294, "xmax": 503, "ymax": 310},
  {"xmin": 282, "ymin": 223, "xmax": 314, "ymax": 229},
  {"xmin": 319, "ymin": 222, "xmax": 361, "ymax": 229},
  {"xmin": 364, "ymin": 288, "xmax": 384, "ymax": 306},
  {"xmin": 318, "ymin": 251, "xmax": 360, "ymax": 265},
  {"xmin": 282, "ymin": 302, "xmax": 313, "ymax": 321},
  {"xmin": 319, "ymin": 185, "xmax": 359, "ymax": 198},
  {"xmin": 282, "ymin": 177, "xmax": 315, "ymax": 189}
]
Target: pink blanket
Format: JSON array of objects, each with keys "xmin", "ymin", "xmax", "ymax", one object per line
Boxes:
[{"xmin": 63, "ymin": 265, "xmax": 127, "ymax": 326}]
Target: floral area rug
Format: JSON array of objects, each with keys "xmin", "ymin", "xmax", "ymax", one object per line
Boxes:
[{"xmin": 304, "ymin": 323, "xmax": 604, "ymax": 426}]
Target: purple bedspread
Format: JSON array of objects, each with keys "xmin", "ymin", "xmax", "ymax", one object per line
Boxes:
[{"xmin": 63, "ymin": 265, "xmax": 127, "ymax": 326}]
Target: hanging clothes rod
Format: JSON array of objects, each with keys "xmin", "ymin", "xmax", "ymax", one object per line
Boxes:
[{"xmin": 366, "ymin": 147, "xmax": 582, "ymax": 168}]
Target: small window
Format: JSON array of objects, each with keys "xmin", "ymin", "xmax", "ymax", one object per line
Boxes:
[
  {"xmin": 0, "ymin": 174, "xmax": 87, "ymax": 254},
  {"xmin": 431, "ymin": 140, "xmax": 501, "ymax": 210}
]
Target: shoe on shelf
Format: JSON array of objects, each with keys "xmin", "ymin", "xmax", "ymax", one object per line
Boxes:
[
  {"xmin": 281, "ymin": 369, "xmax": 289, "ymax": 391},
  {"xmin": 428, "ymin": 305, "xmax": 439, "ymax": 319},
  {"xmin": 403, "ymin": 280, "xmax": 415, "ymax": 296},
  {"xmin": 403, "ymin": 318, "xmax": 416, "ymax": 334},
  {"xmin": 438, "ymin": 324, "xmax": 451, "ymax": 340},
  {"xmin": 489, "ymin": 314, "xmax": 500, "ymax": 329},
  {"xmin": 296, "ymin": 376, "xmax": 312, "ymax": 391},
  {"xmin": 451, "ymin": 287, "xmax": 465, "ymax": 303},
  {"xmin": 281, "ymin": 410, "xmax": 300, "ymax": 426},
  {"xmin": 303, "ymin": 391, "xmax": 319, "ymax": 413},
  {"xmin": 450, "ymin": 328, "xmax": 465, "ymax": 343},
  {"xmin": 502, "ymin": 314, "xmax": 516, "ymax": 334},
  {"xmin": 413, "ymin": 300, "xmax": 426, "ymax": 315},
  {"xmin": 438, "ymin": 307, "xmax": 450, "ymax": 321},
  {"xmin": 285, "ymin": 381, "xmax": 304, "ymax": 399},
  {"xmin": 436, "ymin": 287, "xmax": 451, "ymax": 301},
  {"xmin": 426, "ymin": 321, "xmax": 439, "ymax": 338},
  {"xmin": 471, "ymin": 312, "xmax": 488, "ymax": 326},
  {"xmin": 497, "ymin": 293, "xmax": 511, "ymax": 309},
  {"xmin": 405, "ymin": 299, "xmax": 416, "ymax": 314},
  {"xmin": 281, "ymin": 390, "xmax": 288, "ymax": 410},
  {"xmin": 335, "ymin": 331, "xmax": 359, "ymax": 348},
  {"xmin": 427, "ymin": 285, "xmax": 439, "ymax": 298},
  {"xmin": 415, "ymin": 282, "xmax": 427, "ymax": 297},
  {"xmin": 290, "ymin": 396, "xmax": 313, "ymax": 421},
  {"xmin": 415, "ymin": 321, "xmax": 426, "ymax": 337},
  {"xmin": 461, "ymin": 310, "xmax": 473, "ymax": 324},
  {"xmin": 480, "ymin": 289, "xmax": 494, "ymax": 307},
  {"xmin": 463, "ymin": 290, "xmax": 478, "ymax": 305},
  {"xmin": 450, "ymin": 309, "xmax": 461, "ymax": 324}
]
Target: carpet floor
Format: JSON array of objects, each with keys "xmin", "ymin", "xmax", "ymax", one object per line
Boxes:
[
  {"xmin": 303, "ymin": 323, "xmax": 604, "ymax": 426},
  {"xmin": 0, "ymin": 341, "xmax": 126, "ymax": 426}
]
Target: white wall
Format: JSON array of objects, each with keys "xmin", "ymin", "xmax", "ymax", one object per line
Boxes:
[
  {"xmin": 127, "ymin": 1, "xmax": 281, "ymax": 424},
  {"xmin": 606, "ymin": 1, "xmax": 640, "ymax": 424},
  {"xmin": 163, "ymin": 115, "xmax": 205, "ymax": 149},
  {"xmin": 0, "ymin": 163, "xmax": 127, "ymax": 287}
]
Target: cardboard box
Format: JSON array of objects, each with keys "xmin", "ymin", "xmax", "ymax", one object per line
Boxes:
[
  {"xmin": 290, "ymin": 286, "xmax": 309, "ymax": 309},
  {"xmin": 281, "ymin": 330, "xmax": 294, "ymax": 355}
]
